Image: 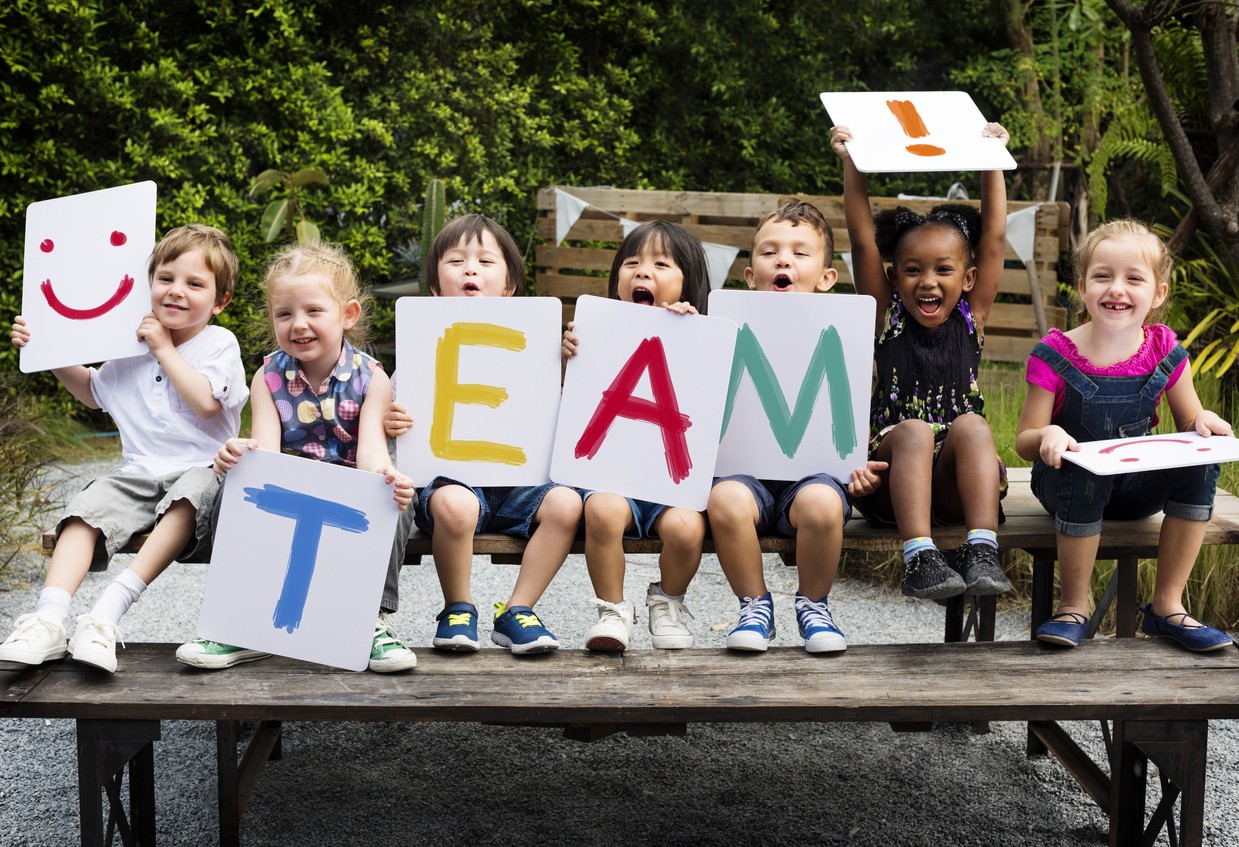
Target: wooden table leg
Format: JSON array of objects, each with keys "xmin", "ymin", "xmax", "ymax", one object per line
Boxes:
[
  {"xmin": 1111, "ymin": 719, "xmax": 1207, "ymax": 847},
  {"xmin": 76, "ymin": 718, "xmax": 161, "ymax": 847}
]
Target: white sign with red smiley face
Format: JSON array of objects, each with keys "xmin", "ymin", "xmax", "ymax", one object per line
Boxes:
[{"xmin": 20, "ymin": 181, "xmax": 157, "ymax": 373}]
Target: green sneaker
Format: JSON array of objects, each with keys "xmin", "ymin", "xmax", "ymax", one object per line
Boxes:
[
  {"xmin": 175, "ymin": 639, "xmax": 271, "ymax": 669},
  {"xmin": 369, "ymin": 614, "xmax": 417, "ymax": 672}
]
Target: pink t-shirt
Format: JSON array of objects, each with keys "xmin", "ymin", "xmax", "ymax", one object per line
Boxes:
[{"xmin": 1026, "ymin": 325, "xmax": 1186, "ymax": 424}]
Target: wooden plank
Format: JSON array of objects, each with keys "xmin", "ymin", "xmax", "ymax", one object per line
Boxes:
[{"xmin": 5, "ymin": 641, "xmax": 1239, "ymax": 725}]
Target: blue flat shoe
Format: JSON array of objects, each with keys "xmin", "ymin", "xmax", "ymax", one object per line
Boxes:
[
  {"xmin": 1140, "ymin": 604, "xmax": 1235, "ymax": 652},
  {"xmin": 1036, "ymin": 612, "xmax": 1089, "ymax": 648}
]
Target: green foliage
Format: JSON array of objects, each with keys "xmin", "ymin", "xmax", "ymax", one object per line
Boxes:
[
  {"xmin": 2, "ymin": 0, "xmax": 1015, "ymax": 396},
  {"xmin": 1157, "ymin": 203, "xmax": 1239, "ymax": 381},
  {"xmin": 249, "ymin": 167, "xmax": 330, "ymax": 243},
  {"xmin": 1085, "ymin": 21, "xmax": 1203, "ymax": 219}
]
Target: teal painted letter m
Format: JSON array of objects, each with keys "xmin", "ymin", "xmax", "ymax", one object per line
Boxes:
[{"xmin": 720, "ymin": 324, "xmax": 857, "ymax": 459}]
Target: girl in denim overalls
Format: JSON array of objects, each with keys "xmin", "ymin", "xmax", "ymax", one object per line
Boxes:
[{"xmin": 1016, "ymin": 220, "xmax": 1234, "ymax": 651}]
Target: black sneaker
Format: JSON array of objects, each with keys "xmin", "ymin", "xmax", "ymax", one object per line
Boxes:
[
  {"xmin": 902, "ymin": 549, "xmax": 967, "ymax": 600},
  {"xmin": 951, "ymin": 543, "xmax": 1012, "ymax": 596}
]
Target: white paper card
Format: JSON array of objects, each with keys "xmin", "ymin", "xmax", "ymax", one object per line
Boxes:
[
  {"xmin": 709, "ymin": 290, "xmax": 874, "ymax": 481},
  {"xmin": 551, "ymin": 296, "xmax": 737, "ymax": 511},
  {"xmin": 1060, "ymin": 431, "xmax": 1239, "ymax": 476},
  {"xmin": 20, "ymin": 181, "xmax": 157, "ymax": 372},
  {"xmin": 198, "ymin": 449, "xmax": 399, "ymax": 671},
  {"xmin": 818, "ymin": 91, "xmax": 1017, "ymax": 173},
  {"xmin": 395, "ymin": 296, "xmax": 563, "ymax": 487}
]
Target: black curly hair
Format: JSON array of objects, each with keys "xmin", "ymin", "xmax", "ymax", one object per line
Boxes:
[{"xmin": 873, "ymin": 202, "xmax": 983, "ymax": 265}]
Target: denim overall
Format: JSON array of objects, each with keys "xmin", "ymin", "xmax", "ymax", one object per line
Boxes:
[{"xmin": 1029, "ymin": 341, "xmax": 1218, "ymax": 537}]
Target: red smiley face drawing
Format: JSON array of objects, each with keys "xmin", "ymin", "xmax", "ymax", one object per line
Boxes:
[{"xmin": 39, "ymin": 231, "xmax": 136, "ymax": 320}]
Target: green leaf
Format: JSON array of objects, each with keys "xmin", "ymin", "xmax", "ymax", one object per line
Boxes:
[
  {"xmin": 290, "ymin": 168, "xmax": 329, "ymax": 188},
  {"xmin": 260, "ymin": 199, "xmax": 290, "ymax": 243},
  {"xmin": 249, "ymin": 169, "xmax": 287, "ymax": 198},
  {"xmin": 296, "ymin": 219, "xmax": 321, "ymax": 244}
]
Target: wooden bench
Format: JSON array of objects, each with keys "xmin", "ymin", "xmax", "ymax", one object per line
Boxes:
[
  {"xmin": 25, "ymin": 467, "xmax": 1239, "ymax": 846},
  {"xmin": 535, "ymin": 186, "xmax": 1071, "ymax": 365},
  {"xmin": 4, "ymin": 639, "xmax": 1238, "ymax": 846}
]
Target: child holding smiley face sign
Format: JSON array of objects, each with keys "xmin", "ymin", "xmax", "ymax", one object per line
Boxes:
[{"xmin": 0, "ymin": 224, "xmax": 248, "ymax": 673}]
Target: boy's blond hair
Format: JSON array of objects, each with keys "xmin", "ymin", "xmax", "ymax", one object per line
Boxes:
[
  {"xmin": 262, "ymin": 240, "xmax": 372, "ymax": 348},
  {"xmin": 148, "ymin": 224, "xmax": 239, "ymax": 304}
]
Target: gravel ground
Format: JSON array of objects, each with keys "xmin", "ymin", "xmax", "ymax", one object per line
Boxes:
[{"xmin": 1, "ymin": 459, "xmax": 1237, "ymax": 846}]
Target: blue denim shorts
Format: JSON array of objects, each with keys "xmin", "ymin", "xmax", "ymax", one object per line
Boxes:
[
  {"xmin": 1031, "ymin": 459, "xmax": 1219, "ymax": 537},
  {"xmin": 579, "ymin": 490, "xmax": 668, "ymax": 539},
  {"xmin": 414, "ymin": 476, "xmax": 568, "ymax": 540},
  {"xmin": 60, "ymin": 466, "xmax": 221, "ymax": 571},
  {"xmin": 711, "ymin": 473, "xmax": 851, "ymax": 538}
]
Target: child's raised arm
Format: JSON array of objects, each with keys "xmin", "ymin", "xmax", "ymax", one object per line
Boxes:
[
  {"xmin": 969, "ymin": 122, "xmax": 1011, "ymax": 329},
  {"xmin": 831, "ymin": 126, "xmax": 889, "ymax": 334}
]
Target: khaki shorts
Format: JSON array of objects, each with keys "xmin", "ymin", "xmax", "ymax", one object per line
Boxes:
[{"xmin": 58, "ymin": 466, "xmax": 221, "ymax": 571}]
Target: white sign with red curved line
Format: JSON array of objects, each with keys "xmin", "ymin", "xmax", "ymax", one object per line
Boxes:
[
  {"xmin": 20, "ymin": 181, "xmax": 156, "ymax": 373},
  {"xmin": 1061, "ymin": 431, "xmax": 1239, "ymax": 475}
]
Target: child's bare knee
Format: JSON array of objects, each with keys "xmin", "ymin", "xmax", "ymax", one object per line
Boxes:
[{"xmin": 538, "ymin": 486, "xmax": 583, "ymax": 528}]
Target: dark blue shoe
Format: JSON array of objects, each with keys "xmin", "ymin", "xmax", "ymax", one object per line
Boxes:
[
  {"xmin": 725, "ymin": 593, "xmax": 776, "ymax": 651},
  {"xmin": 1140, "ymin": 604, "xmax": 1234, "ymax": 652},
  {"xmin": 1035, "ymin": 612, "xmax": 1088, "ymax": 647},
  {"xmin": 491, "ymin": 603, "xmax": 559, "ymax": 655},
  {"xmin": 433, "ymin": 602, "xmax": 480, "ymax": 652}
]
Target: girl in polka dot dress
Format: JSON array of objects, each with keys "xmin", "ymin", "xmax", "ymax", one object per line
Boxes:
[{"xmin": 176, "ymin": 241, "xmax": 419, "ymax": 673}]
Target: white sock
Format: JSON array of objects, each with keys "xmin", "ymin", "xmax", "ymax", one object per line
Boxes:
[
  {"xmin": 89, "ymin": 570, "xmax": 148, "ymax": 626},
  {"xmin": 34, "ymin": 587, "xmax": 72, "ymax": 627}
]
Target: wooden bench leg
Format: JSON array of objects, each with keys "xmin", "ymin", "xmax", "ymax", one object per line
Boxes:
[
  {"xmin": 1111, "ymin": 719, "xmax": 1206, "ymax": 847},
  {"xmin": 217, "ymin": 719, "xmax": 284, "ymax": 847},
  {"xmin": 1027, "ymin": 554, "xmax": 1056, "ymax": 756},
  {"xmin": 1114, "ymin": 556, "xmax": 1140, "ymax": 638},
  {"xmin": 76, "ymin": 718, "xmax": 160, "ymax": 847}
]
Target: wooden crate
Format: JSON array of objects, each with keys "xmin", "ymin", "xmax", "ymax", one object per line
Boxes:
[{"xmin": 535, "ymin": 186, "xmax": 1069, "ymax": 365}]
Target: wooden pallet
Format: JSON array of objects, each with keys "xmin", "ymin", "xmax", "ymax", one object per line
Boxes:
[{"xmin": 535, "ymin": 186, "xmax": 1070, "ymax": 365}]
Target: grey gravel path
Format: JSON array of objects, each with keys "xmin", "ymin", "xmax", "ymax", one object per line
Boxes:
[{"xmin": 1, "ymin": 459, "xmax": 1236, "ymax": 846}]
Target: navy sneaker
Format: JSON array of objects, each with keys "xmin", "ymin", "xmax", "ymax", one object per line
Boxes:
[
  {"xmin": 1140, "ymin": 604, "xmax": 1234, "ymax": 652},
  {"xmin": 794, "ymin": 594, "xmax": 846, "ymax": 653},
  {"xmin": 491, "ymin": 603, "xmax": 559, "ymax": 655},
  {"xmin": 725, "ymin": 593, "xmax": 776, "ymax": 652},
  {"xmin": 433, "ymin": 602, "xmax": 480, "ymax": 652},
  {"xmin": 902, "ymin": 548, "xmax": 966, "ymax": 600},
  {"xmin": 1035, "ymin": 611, "xmax": 1089, "ymax": 648}
]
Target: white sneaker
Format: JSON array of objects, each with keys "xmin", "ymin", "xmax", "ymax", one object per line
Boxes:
[
  {"xmin": 68, "ymin": 614, "xmax": 124, "ymax": 673},
  {"xmin": 0, "ymin": 613, "xmax": 68, "ymax": 665},
  {"xmin": 584, "ymin": 598, "xmax": 634, "ymax": 651},
  {"xmin": 368, "ymin": 614, "xmax": 417, "ymax": 672},
  {"xmin": 646, "ymin": 583, "xmax": 694, "ymax": 649}
]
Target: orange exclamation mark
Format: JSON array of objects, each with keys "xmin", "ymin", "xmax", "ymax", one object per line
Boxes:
[{"xmin": 886, "ymin": 100, "xmax": 946, "ymax": 157}]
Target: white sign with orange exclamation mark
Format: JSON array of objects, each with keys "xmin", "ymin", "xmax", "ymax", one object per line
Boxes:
[{"xmin": 819, "ymin": 91, "xmax": 1017, "ymax": 174}]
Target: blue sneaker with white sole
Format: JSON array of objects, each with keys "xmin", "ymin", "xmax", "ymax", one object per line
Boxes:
[
  {"xmin": 795, "ymin": 594, "xmax": 847, "ymax": 653},
  {"xmin": 433, "ymin": 602, "xmax": 480, "ymax": 652},
  {"xmin": 725, "ymin": 593, "xmax": 776, "ymax": 652},
  {"xmin": 491, "ymin": 603, "xmax": 559, "ymax": 654}
]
